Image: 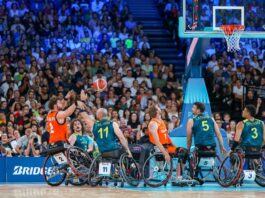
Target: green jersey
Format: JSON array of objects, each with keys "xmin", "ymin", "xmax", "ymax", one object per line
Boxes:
[
  {"xmin": 73, "ymin": 133, "xmax": 93, "ymax": 151},
  {"xmin": 192, "ymin": 114, "xmax": 216, "ymax": 146},
  {"xmin": 241, "ymin": 119, "xmax": 263, "ymax": 147},
  {"xmin": 93, "ymin": 119, "xmax": 120, "ymax": 152}
]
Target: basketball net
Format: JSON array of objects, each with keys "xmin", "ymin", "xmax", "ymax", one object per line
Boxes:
[{"xmin": 220, "ymin": 25, "xmax": 245, "ymax": 52}]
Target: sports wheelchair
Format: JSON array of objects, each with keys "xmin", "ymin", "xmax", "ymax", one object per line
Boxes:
[
  {"xmin": 142, "ymin": 145, "xmax": 197, "ymax": 188},
  {"xmin": 87, "ymin": 149, "xmax": 141, "ymax": 187},
  {"xmin": 216, "ymin": 147, "xmax": 265, "ymax": 187},
  {"xmin": 189, "ymin": 146, "xmax": 223, "ymax": 185},
  {"xmin": 42, "ymin": 141, "xmax": 92, "ymax": 186}
]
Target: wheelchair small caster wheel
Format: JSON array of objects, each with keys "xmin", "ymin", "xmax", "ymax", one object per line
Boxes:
[
  {"xmin": 120, "ymin": 182, "xmax": 124, "ymax": 188},
  {"xmin": 99, "ymin": 182, "xmax": 103, "ymax": 186},
  {"xmin": 164, "ymin": 183, "xmax": 167, "ymax": 187},
  {"xmin": 65, "ymin": 180, "xmax": 69, "ymax": 186},
  {"xmin": 105, "ymin": 181, "xmax": 109, "ymax": 186},
  {"xmin": 114, "ymin": 182, "xmax": 117, "ymax": 187}
]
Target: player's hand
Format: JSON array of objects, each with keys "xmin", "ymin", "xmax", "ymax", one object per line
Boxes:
[
  {"xmin": 220, "ymin": 147, "xmax": 227, "ymax": 155},
  {"xmin": 127, "ymin": 149, "xmax": 133, "ymax": 158},
  {"xmin": 225, "ymin": 150, "xmax": 232, "ymax": 157},
  {"xmin": 80, "ymin": 89, "xmax": 88, "ymax": 101},
  {"xmin": 77, "ymin": 101, "xmax": 86, "ymax": 110},
  {"xmin": 164, "ymin": 152, "xmax": 171, "ymax": 163}
]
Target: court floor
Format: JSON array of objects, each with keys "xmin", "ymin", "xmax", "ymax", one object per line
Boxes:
[{"xmin": 0, "ymin": 183, "xmax": 264, "ymax": 198}]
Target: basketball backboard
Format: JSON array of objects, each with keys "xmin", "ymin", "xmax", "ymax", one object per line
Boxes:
[{"xmin": 180, "ymin": 0, "xmax": 265, "ymax": 38}]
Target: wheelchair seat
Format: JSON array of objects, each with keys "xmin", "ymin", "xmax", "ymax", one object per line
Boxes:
[
  {"xmin": 45, "ymin": 141, "xmax": 68, "ymax": 155},
  {"xmin": 172, "ymin": 152, "xmax": 187, "ymax": 158},
  {"xmin": 244, "ymin": 151, "xmax": 261, "ymax": 159},
  {"xmin": 101, "ymin": 149, "xmax": 121, "ymax": 160},
  {"xmin": 195, "ymin": 145, "xmax": 216, "ymax": 158},
  {"xmin": 241, "ymin": 146, "xmax": 261, "ymax": 159},
  {"xmin": 198, "ymin": 150, "xmax": 216, "ymax": 158}
]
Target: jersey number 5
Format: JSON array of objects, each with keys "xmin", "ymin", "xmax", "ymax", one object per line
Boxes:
[
  {"xmin": 98, "ymin": 127, "xmax": 109, "ymax": 139},
  {"xmin": 251, "ymin": 128, "xmax": 258, "ymax": 139},
  {"xmin": 202, "ymin": 120, "xmax": 209, "ymax": 131}
]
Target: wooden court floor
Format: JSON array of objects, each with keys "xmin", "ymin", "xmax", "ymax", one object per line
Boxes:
[{"xmin": 0, "ymin": 184, "xmax": 264, "ymax": 198}]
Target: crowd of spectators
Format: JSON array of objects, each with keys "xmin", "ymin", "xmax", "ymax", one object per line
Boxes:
[
  {"xmin": 0, "ymin": 0, "xmax": 183, "ymax": 157},
  {"xmin": 204, "ymin": 38, "xmax": 265, "ymax": 144}
]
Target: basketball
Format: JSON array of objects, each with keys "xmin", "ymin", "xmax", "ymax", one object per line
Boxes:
[{"xmin": 93, "ymin": 78, "xmax": 107, "ymax": 92}]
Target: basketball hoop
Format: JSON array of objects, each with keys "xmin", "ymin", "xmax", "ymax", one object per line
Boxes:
[{"xmin": 220, "ymin": 24, "xmax": 245, "ymax": 52}]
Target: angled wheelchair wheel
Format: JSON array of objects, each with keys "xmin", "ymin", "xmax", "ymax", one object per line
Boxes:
[
  {"xmin": 66, "ymin": 146, "xmax": 92, "ymax": 177},
  {"xmin": 249, "ymin": 157, "xmax": 265, "ymax": 187},
  {"xmin": 142, "ymin": 153, "xmax": 173, "ymax": 188},
  {"xmin": 119, "ymin": 153, "xmax": 141, "ymax": 187},
  {"xmin": 43, "ymin": 154, "xmax": 67, "ymax": 186},
  {"xmin": 88, "ymin": 155, "xmax": 104, "ymax": 187},
  {"xmin": 216, "ymin": 152, "xmax": 243, "ymax": 187}
]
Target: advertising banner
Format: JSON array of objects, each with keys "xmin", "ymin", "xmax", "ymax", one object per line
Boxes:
[
  {"xmin": 0, "ymin": 158, "xmax": 6, "ymax": 182},
  {"xmin": 6, "ymin": 157, "xmax": 48, "ymax": 183}
]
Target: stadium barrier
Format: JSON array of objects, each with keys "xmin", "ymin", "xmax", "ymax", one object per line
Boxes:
[{"xmin": 0, "ymin": 157, "xmax": 48, "ymax": 183}]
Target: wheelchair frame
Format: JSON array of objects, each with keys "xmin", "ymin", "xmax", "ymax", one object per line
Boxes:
[
  {"xmin": 42, "ymin": 143, "xmax": 92, "ymax": 186},
  {"xmin": 87, "ymin": 152, "xmax": 141, "ymax": 187},
  {"xmin": 189, "ymin": 147, "xmax": 223, "ymax": 185}
]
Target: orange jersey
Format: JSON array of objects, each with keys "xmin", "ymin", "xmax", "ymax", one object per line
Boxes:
[
  {"xmin": 46, "ymin": 111, "xmax": 68, "ymax": 144},
  {"xmin": 148, "ymin": 118, "xmax": 171, "ymax": 145}
]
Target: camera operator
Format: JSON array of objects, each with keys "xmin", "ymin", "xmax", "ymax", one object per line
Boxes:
[
  {"xmin": 24, "ymin": 130, "xmax": 41, "ymax": 157},
  {"xmin": 0, "ymin": 133, "xmax": 13, "ymax": 157}
]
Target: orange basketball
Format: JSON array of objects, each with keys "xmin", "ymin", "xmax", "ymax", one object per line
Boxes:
[{"xmin": 93, "ymin": 78, "xmax": 107, "ymax": 92}]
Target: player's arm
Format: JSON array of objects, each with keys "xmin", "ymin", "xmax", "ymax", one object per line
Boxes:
[
  {"xmin": 79, "ymin": 111, "xmax": 95, "ymax": 129},
  {"xmin": 186, "ymin": 119, "xmax": 193, "ymax": 151},
  {"xmin": 212, "ymin": 118, "xmax": 226, "ymax": 154},
  {"xmin": 56, "ymin": 102, "xmax": 78, "ymax": 120},
  {"xmin": 87, "ymin": 144, "xmax": 93, "ymax": 153},
  {"xmin": 68, "ymin": 134, "xmax": 77, "ymax": 146},
  {"xmin": 57, "ymin": 90, "xmax": 83, "ymax": 120},
  {"xmin": 232, "ymin": 121, "xmax": 244, "ymax": 151},
  {"xmin": 78, "ymin": 90, "xmax": 95, "ymax": 129},
  {"xmin": 149, "ymin": 121, "xmax": 170, "ymax": 160},
  {"xmin": 113, "ymin": 122, "xmax": 132, "ymax": 157},
  {"xmin": 86, "ymin": 136, "xmax": 94, "ymax": 153}
]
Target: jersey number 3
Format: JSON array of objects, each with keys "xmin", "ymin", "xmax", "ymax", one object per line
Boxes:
[
  {"xmin": 202, "ymin": 120, "xmax": 209, "ymax": 131},
  {"xmin": 98, "ymin": 127, "xmax": 109, "ymax": 139},
  {"xmin": 251, "ymin": 128, "xmax": 258, "ymax": 139}
]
